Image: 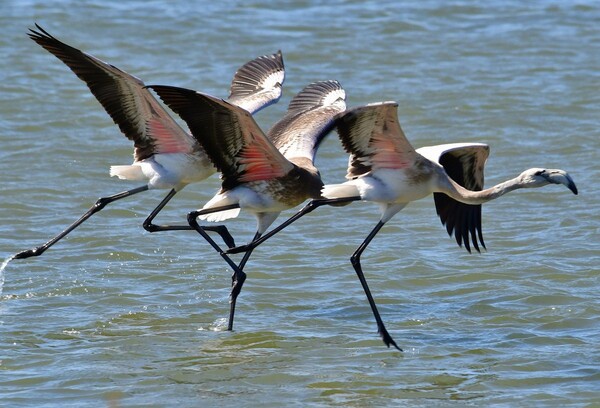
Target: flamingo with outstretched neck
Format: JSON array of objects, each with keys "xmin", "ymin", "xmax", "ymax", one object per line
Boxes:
[{"xmin": 227, "ymin": 101, "xmax": 577, "ymax": 350}]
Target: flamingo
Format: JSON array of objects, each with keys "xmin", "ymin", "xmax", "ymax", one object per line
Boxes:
[
  {"xmin": 147, "ymin": 80, "xmax": 346, "ymax": 329},
  {"xmin": 15, "ymin": 24, "xmax": 285, "ymax": 259},
  {"xmin": 228, "ymin": 101, "xmax": 578, "ymax": 350}
]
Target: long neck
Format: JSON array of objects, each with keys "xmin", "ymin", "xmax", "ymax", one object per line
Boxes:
[
  {"xmin": 289, "ymin": 156, "xmax": 317, "ymax": 173},
  {"xmin": 440, "ymin": 174, "xmax": 523, "ymax": 205}
]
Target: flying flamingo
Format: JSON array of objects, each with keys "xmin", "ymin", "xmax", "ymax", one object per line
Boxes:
[
  {"xmin": 15, "ymin": 24, "xmax": 285, "ymax": 259},
  {"xmin": 148, "ymin": 80, "xmax": 346, "ymax": 329},
  {"xmin": 228, "ymin": 101, "xmax": 578, "ymax": 350}
]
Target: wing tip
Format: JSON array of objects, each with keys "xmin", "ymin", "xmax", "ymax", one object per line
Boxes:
[
  {"xmin": 287, "ymin": 80, "xmax": 346, "ymax": 113},
  {"xmin": 229, "ymin": 50, "xmax": 286, "ymax": 98},
  {"xmin": 28, "ymin": 22, "xmax": 53, "ymax": 42}
]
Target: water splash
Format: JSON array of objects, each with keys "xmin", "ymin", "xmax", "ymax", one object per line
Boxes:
[
  {"xmin": 211, "ymin": 318, "xmax": 229, "ymax": 332},
  {"xmin": 0, "ymin": 255, "xmax": 15, "ymax": 297}
]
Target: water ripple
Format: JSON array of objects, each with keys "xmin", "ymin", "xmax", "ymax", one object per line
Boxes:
[{"xmin": 1, "ymin": 0, "xmax": 598, "ymax": 406}]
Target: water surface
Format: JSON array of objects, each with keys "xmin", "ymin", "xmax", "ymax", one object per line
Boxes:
[{"xmin": 1, "ymin": 0, "xmax": 598, "ymax": 406}]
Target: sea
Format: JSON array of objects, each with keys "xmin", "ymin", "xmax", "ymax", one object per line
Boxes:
[{"xmin": 0, "ymin": 0, "xmax": 598, "ymax": 406}]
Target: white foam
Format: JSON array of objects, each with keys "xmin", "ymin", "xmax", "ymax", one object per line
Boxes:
[{"xmin": 0, "ymin": 255, "xmax": 14, "ymax": 297}]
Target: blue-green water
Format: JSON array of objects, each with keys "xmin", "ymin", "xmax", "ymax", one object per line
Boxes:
[{"xmin": 1, "ymin": 1, "xmax": 598, "ymax": 406}]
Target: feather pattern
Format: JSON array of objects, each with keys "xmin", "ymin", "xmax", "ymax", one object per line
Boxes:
[
  {"xmin": 148, "ymin": 86, "xmax": 293, "ymax": 190},
  {"xmin": 228, "ymin": 50, "xmax": 285, "ymax": 113},
  {"xmin": 417, "ymin": 143, "xmax": 490, "ymax": 252},
  {"xmin": 28, "ymin": 24, "xmax": 194, "ymax": 162},
  {"xmin": 268, "ymin": 80, "xmax": 346, "ymax": 162},
  {"xmin": 335, "ymin": 102, "xmax": 418, "ymax": 179},
  {"xmin": 29, "ymin": 24, "xmax": 286, "ymax": 164}
]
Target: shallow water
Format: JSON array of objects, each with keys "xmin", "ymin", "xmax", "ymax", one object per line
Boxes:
[{"xmin": 1, "ymin": 0, "xmax": 599, "ymax": 406}]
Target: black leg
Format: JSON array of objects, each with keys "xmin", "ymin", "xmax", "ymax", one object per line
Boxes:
[
  {"xmin": 350, "ymin": 220, "xmax": 402, "ymax": 351},
  {"xmin": 227, "ymin": 231, "xmax": 261, "ymax": 330},
  {"xmin": 236, "ymin": 233, "xmax": 259, "ymax": 271},
  {"xmin": 226, "ymin": 197, "xmax": 361, "ymax": 254},
  {"xmin": 187, "ymin": 206, "xmax": 241, "ymax": 260},
  {"xmin": 143, "ymin": 189, "xmax": 235, "ymax": 248},
  {"xmin": 222, "ymin": 197, "xmax": 359, "ymax": 330},
  {"xmin": 142, "ymin": 188, "xmax": 179, "ymax": 232},
  {"xmin": 14, "ymin": 185, "xmax": 149, "ymax": 259},
  {"xmin": 188, "ymin": 206, "xmax": 248, "ymax": 330}
]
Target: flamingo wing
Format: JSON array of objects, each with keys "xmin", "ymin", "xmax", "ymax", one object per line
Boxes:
[
  {"xmin": 335, "ymin": 102, "xmax": 418, "ymax": 179},
  {"xmin": 28, "ymin": 24, "xmax": 196, "ymax": 161},
  {"xmin": 268, "ymin": 80, "xmax": 346, "ymax": 163},
  {"xmin": 227, "ymin": 50, "xmax": 285, "ymax": 115},
  {"xmin": 417, "ymin": 143, "xmax": 490, "ymax": 253},
  {"xmin": 148, "ymin": 85, "xmax": 294, "ymax": 190}
]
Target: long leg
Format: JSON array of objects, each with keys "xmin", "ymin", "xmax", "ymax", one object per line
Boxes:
[
  {"xmin": 142, "ymin": 188, "xmax": 179, "ymax": 232},
  {"xmin": 351, "ymin": 220, "xmax": 402, "ymax": 351},
  {"xmin": 14, "ymin": 185, "xmax": 149, "ymax": 259},
  {"xmin": 226, "ymin": 197, "xmax": 361, "ymax": 254},
  {"xmin": 143, "ymin": 189, "xmax": 235, "ymax": 248},
  {"xmin": 227, "ymin": 231, "xmax": 261, "ymax": 330},
  {"xmin": 188, "ymin": 206, "xmax": 248, "ymax": 329},
  {"xmin": 189, "ymin": 205, "xmax": 268, "ymax": 330},
  {"xmin": 225, "ymin": 198, "xmax": 359, "ymax": 329}
]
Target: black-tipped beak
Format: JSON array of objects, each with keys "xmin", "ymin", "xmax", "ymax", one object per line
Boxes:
[
  {"xmin": 548, "ymin": 169, "xmax": 578, "ymax": 195},
  {"xmin": 562, "ymin": 172, "xmax": 578, "ymax": 195}
]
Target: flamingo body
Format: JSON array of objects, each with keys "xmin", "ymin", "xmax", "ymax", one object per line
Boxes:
[
  {"xmin": 148, "ymin": 80, "xmax": 346, "ymax": 329},
  {"xmin": 323, "ymin": 103, "xmax": 577, "ymax": 251},
  {"xmin": 111, "ymin": 152, "xmax": 213, "ymax": 190},
  {"xmin": 317, "ymin": 101, "xmax": 577, "ymax": 349},
  {"xmin": 150, "ymin": 80, "xmax": 346, "ymax": 233}
]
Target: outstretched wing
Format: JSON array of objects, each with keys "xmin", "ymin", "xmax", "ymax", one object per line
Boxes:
[
  {"xmin": 335, "ymin": 102, "xmax": 418, "ymax": 179},
  {"xmin": 148, "ymin": 85, "xmax": 294, "ymax": 190},
  {"xmin": 28, "ymin": 24, "xmax": 195, "ymax": 161},
  {"xmin": 268, "ymin": 80, "xmax": 346, "ymax": 163},
  {"xmin": 417, "ymin": 143, "xmax": 490, "ymax": 253},
  {"xmin": 227, "ymin": 50, "xmax": 285, "ymax": 114}
]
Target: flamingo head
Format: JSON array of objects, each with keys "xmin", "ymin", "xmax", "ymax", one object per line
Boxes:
[{"xmin": 519, "ymin": 168, "xmax": 578, "ymax": 195}]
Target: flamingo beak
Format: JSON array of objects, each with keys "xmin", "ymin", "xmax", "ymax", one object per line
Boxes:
[{"xmin": 548, "ymin": 169, "xmax": 578, "ymax": 195}]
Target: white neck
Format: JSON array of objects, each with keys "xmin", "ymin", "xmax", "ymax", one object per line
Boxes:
[{"xmin": 440, "ymin": 174, "xmax": 523, "ymax": 205}]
